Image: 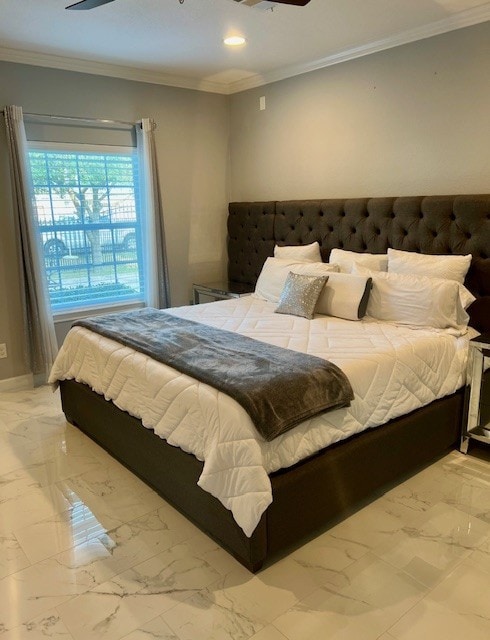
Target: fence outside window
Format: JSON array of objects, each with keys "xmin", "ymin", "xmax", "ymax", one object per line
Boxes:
[{"xmin": 28, "ymin": 147, "xmax": 145, "ymax": 312}]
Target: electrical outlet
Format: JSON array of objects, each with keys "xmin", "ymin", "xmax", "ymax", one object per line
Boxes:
[{"xmin": 0, "ymin": 343, "xmax": 7, "ymax": 359}]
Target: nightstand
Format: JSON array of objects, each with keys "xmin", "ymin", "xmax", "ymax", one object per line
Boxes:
[
  {"xmin": 192, "ymin": 281, "xmax": 254, "ymax": 305},
  {"xmin": 460, "ymin": 333, "xmax": 490, "ymax": 453}
]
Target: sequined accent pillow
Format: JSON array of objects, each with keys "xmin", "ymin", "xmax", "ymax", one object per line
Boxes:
[{"xmin": 275, "ymin": 272, "xmax": 328, "ymax": 320}]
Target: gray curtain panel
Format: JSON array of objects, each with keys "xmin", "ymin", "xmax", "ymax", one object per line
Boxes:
[
  {"xmin": 4, "ymin": 106, "xmax": 59, "ymax": 383},
  {"xmin": 138, "ymin": 118, "xmax": 171, "ymax": 309}
]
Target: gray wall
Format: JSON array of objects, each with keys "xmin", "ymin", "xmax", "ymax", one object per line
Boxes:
[
  {"xmin": 0, "ymin": 62, "xmax": 230, "ymax": 381},
  {"xmin": 230, "ymin": 22, "xmax": 490, "ymax": 201}
]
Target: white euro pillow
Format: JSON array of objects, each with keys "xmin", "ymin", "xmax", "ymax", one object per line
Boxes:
[
  {"xmin": 387, "ymin": 248, "xmax": 472, "ymax": 284},
  {"xmin": 254, "ymin": 257, "xmax": 338, "ymax": 303},
  {"xmin": 315, "ymin": 272, "xmax": 372, "ymax": 321},
  {"xmin": 329, "ymin": 248, "xmax": 388, "ymax": 273},
  {"xmin": 352, "ymin": 265, "xmax": 471, "ymax": 333},
  {"xmin": 274, "ymin": 241, "xmax": 322, "ymax": 262}
]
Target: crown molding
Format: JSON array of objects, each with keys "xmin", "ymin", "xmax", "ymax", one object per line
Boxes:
[
  {"xmin": 228, "ymin": 3, "xmax": 490, "ymax": 93},
  {"xmin": 0, "ymin": 3, "xmax": 488, "ymax": 96},
  {"xmin": 0, "ymin": 46, "xmax": 231, "ymax": 95}
]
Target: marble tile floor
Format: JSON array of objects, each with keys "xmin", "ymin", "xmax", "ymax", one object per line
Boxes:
[{"xmin": 0, "ymin": 385, "xmax": 489, "ymax": 640}]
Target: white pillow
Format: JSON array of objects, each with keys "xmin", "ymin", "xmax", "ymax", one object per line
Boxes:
[
  {"xmin": 255, "ymin": 257, "xmax": 338, "ymax": 303},
  {"xmin": 387, "ymin": 248, "xmax": 472, "ymax": 284},
  {"xmin": 274, "ymin": 242, "xmax": 322, "ymax": 262},
  {"xmin": 352, "ymin": 266, "xmax": 470, "ymax": 332},
  {"xmin": 329, "ymin": 248, "xmax": 388, "ymax": 273},
  {"xmin": 456, "ymin": 283, "xmax": 477, "ymax": 310},
  {"xmin": 315, "ymin": 272, "xmax": 372, "ymax": 321},
  {"xmin": 354, "ymin": 263, "xmax": 474, "ymax": 310}
]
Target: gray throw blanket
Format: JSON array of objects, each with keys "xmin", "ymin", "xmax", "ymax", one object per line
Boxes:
[{"xmin": 74, "ymin": 308, "xmax": 354, "ymax": 441}]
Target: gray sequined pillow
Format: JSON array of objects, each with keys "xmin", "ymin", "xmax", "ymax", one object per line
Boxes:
[{"xmin": 275, "ymin": 272, "xmax": 328, "ymax": 320}]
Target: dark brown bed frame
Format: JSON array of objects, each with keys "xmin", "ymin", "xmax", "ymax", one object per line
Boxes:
[{"xmin": 60, "ymin": 194, "xmax": 490, "ymax": 572}]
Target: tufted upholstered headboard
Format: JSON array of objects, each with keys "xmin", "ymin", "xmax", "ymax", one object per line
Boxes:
[{"xmin": 227, "ymin": 195, "xmax": 490, "ymax": 333}]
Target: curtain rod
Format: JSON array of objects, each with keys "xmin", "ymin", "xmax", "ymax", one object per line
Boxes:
[{"xmin": 1, "ymin": 109, "xmax": 140, "ymax": 129}]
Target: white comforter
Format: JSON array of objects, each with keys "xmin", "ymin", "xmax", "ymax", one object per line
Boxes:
[{"xmin": 49, "ymin": 296, "xmax": 472, "ymax": 536}]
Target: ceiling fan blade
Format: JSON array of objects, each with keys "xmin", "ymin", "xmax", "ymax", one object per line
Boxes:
[
  {"xmin": 273, "ymin": 0, "xmax": 311, "ymax": 5},
  {"xmin": 66, "ymin": 0, "xmax": 116, "ymax": 10}
]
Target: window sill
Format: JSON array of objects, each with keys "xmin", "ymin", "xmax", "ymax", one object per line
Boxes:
[{"xmin": 53, "ymin": 301, "xmax": 145, "ymax": 324}]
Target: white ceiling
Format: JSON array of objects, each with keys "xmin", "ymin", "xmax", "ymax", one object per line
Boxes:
[{"xmin": 0, "ymin": 0, "xmax": 489, "ymax": 94}]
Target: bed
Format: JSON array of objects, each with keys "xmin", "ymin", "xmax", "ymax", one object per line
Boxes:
[{"xmin": 53, "ymin": 194, "xmax": 490, "ymax": 572}]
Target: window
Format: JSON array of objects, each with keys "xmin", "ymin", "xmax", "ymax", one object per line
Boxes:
[{"xmin": 28, "ymin": 145, "xmax": 145, "ymax": 314}]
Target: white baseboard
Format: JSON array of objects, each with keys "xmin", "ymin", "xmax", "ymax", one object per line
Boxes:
[{"xmin": 0, "ymin": 373, "xmax": 34, "ymax": 392}]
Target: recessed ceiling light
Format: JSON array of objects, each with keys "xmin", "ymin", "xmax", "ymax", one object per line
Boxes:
[{"xmin": 224, "ymin": 35, "xmax": 246, "ymax": 46}]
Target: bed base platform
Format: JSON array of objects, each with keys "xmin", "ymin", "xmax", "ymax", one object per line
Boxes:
[{"xmin": 60, "ymin": 378, "xmax": 463, "ymax": 572}]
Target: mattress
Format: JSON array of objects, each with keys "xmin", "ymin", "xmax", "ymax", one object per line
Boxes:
[{"xmin": 49, "ymin": 295, "xmax": 472, "ymax": 536}]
